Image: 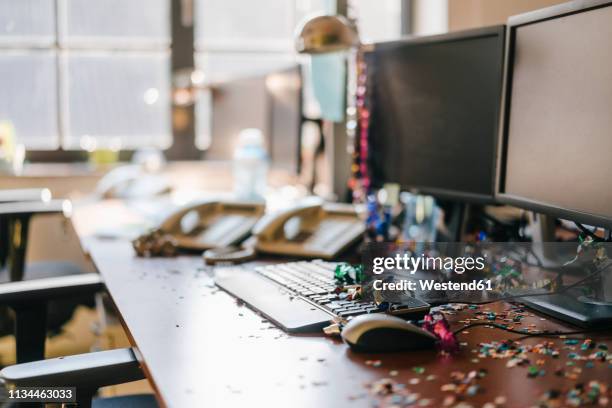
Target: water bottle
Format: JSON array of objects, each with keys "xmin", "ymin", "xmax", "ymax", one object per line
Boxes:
[
  {"xmin": 233, "ymin": 128, "xmax": 269, "ymax": 201},
  {"xmin": 401, "ymin": 192, "xmax": 440, "ymax": 252}
]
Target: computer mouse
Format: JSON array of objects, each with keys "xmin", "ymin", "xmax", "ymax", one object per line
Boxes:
[{"xmin": 341, "ymin": 314, "xmax": 437, "ymax": 353}]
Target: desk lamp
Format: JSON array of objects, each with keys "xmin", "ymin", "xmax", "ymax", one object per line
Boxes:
[
  {"xmin": 295, "ymin": 14, "xmax": 369, "ymax": 202},
  {"xmin": 295, "ymin": 15, "xmax": 359, "ymax": 54}
]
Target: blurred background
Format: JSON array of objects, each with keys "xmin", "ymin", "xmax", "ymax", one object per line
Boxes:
[{"xmin": 0, "ymin": 0, "xmax": 565, "ymax": 165}]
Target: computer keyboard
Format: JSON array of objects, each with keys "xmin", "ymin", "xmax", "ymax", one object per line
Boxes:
[{"xmin": 215, "ymin": 260, "xmax": 430, "ymax": 333}]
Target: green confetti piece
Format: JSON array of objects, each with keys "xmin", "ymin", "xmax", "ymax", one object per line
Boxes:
[{"xmin": 527, "ymin": 366, "xmax": 539, "ymax": 377}]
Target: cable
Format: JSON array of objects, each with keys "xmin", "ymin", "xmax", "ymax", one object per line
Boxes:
[
  {"xmin": 505, "ymin": 245, "xmax": 543, "ymax": 268},
  {"xmin": 447, "ymin": 262, "xmax": 612, "ymax": 338},
  {"xmin": 575, "ymin": 222, "xmax": 608, "ymax": 242},
  {"xmin": 452, "ymin": 321, "xmax": 603, "ymax": 338},
  {"xmin": 526, "ymin": 247, "xmax": 544, "ymax": 268},
  {"xmin": 435, "ymin": 261, "xmax": 612, "ymax": 307}
]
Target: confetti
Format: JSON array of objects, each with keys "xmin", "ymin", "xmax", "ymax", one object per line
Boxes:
[
  {"xmin": 360, "ymin": 302, "xmax": 611, "ymax": 407},
  {"xmin": 537, "ymin": 381, "xmax": 610, "ymax": 407},
  {"xmin": 527, "ymin": 366, "xmax": 539, "ymax": 377},
  {"xmin": 466, "ymin": 384, "xmax": 479, "ymax": 396},
  {"xmin": 442, "ymin": 395, "xmax": 456, "ymax": 406},
  {"xmin": 368, "ymin": 378, "xmax": 394, "ymax": 395},
  {"xmin": 417, "ymin": 398, "xmax": 432, "ymax": 406},
  {"xmin": 404, "ymin": 393, "xmax": 419, "ymax": 404},
  {"xmin": 365, "ymin": 359, "xmax": 382, "ymax": 367}
]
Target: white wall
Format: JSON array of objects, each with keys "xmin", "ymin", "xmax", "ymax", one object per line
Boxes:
[{"xmin": 412, "ymin": 0, "xmax": 449, "ymax": 36}]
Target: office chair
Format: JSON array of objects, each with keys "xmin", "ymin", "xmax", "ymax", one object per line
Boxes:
[
  {"xmin": 0, "ymin": 189, "xmax": 53, "ymax": 274},
  {"xmin": 1, "ymin": 347, "xmax": 158, "ymax": 408},
  {"xmin": 0, "ymin": 189, "xmax": 52, "ymax": 204},
  {"xmin": 0, "ymin": 256, "xmax": 152, "ymax": 407},
  {"xmin": 0, "ymin": 192, "xmax": 97, "ymax": 339},
  {"xmin": 0, "ymin": 245, "xmax": 153, "ymax": 407},
  {"xmin": 0, "ymin": 197, "xmax": 71, "ymax": 282},
  {"xmin": 0, "ymin": 273, "xmax": 104, "ymax": 364},
  {"xmin": 0, "ymin": 189, "xmax": 54, "ymax": 202}
]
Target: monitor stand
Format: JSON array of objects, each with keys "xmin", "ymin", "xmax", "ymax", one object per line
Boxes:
[
  {"xmin": 521, "ymin": 259, "xmax": 612, "ymax": 328},
  {"xmin": 520, "ymin": 294, "xmax": 612, "ymax": 328},
  {"xmin": 446, "ymin": 202, "xmax": 470, "ymax": 242},
  {"xmin": 529, "ymin": 213, "xmax": 581, "ymax": 270}
]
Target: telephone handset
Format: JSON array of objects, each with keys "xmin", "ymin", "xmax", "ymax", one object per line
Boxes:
[
  {"xmin": 253, "ymin": 200, "xmax": 365, "ymax": 259},
  {"xmin": 159, "ymin": 201, "xmax": 265, "ymax": 250}
]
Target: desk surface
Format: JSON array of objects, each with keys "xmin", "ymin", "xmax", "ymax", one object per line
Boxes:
[{"xmin": 75, "ymin": 203, "xmax": 612, "ymax": 408}]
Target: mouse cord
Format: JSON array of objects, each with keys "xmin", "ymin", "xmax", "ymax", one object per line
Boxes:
[
  {"xmin": 575, "ymin": 222, "xmax": 611, "ymax": 242},
  {"xmin": 441, "ymin": 261, "xmax": 612, "ymax": 306},
  {"xmin": 448, "ymin": 263, "xmax": 611, "ymax": 338},
  {"xmin": 451, "ymin": 321, "xmax": 609, "ymax": 338}
]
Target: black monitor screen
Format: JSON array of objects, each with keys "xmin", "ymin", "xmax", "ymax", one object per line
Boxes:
[
  {"xmin": 367, "ymin": 26, "xmax": 505, "ymax": 202},
  {"xmin": 499, "ymin": 3, "xmax": 612, "ymax": 228}
]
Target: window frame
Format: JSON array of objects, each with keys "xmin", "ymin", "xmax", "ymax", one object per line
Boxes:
[{"xmin": 0, "ymin": 0, "xmax": 176, "ymax": 162}]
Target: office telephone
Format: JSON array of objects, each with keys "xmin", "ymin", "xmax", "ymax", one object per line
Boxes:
[
  {"xmin": 253, "ymin": 200, "xmax": 365, "ymax": 259},
  {"xmin": 160, "ymin": 200, "xmax": 265, "ymax": 250},
  {"xmin": 133, "ymin": 201, "xmax": 264, "ymax": 256},
  {"xmin": 96, "ymin": 165, "xmax": 172, "ymax": 199}
]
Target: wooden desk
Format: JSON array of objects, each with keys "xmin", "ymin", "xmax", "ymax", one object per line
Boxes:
[{"xmin": 75, "ymin": 205, "xmax": 612, "ymax": 408}]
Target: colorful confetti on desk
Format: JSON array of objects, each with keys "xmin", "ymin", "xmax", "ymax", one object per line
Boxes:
[{"xmin": 360, "ymin": 303, "xmax": 611, "ymax": 407}]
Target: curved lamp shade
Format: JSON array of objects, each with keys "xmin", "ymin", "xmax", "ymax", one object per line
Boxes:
[{"xmin": 295, "ymin": 14, "xmax": 359, "ymax": 54}]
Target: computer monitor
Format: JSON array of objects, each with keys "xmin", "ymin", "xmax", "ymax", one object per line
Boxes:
[
  {"xmin": 496, "ymin": 0, "xmax": 612, "ymax": 327},
  {"xmin": 496, "ymin": 0, "xmax": 612, "ymax": 229},
  {"xmin": 205, "ymin": 65, "xmax": 302, "ymax": 174},
  {"xmin": 366, "ymin": 26, "xmax": 505, "ymax": 203}
]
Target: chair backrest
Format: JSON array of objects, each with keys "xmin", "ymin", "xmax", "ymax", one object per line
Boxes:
[{"xmin": 0, "ymin": 188, "xmax": 51, "ymax": 269}]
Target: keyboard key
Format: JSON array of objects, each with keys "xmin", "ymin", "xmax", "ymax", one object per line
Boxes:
[{"xmin": 339, "ymin": 310, "xmax": 365, "ymax": 318}]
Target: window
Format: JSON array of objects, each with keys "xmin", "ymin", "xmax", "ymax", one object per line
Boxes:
[
  {"xmin": 0, "ymin": 0, "xmax": 171, "ymax": 150},
  {"xmin": 349, "ymin": 0, "xmax": 403, "ymax": 43},
  {"xmin": 0, "ymin": 0, "xmax": 404, "ymax": 155},
  {"xmin": 193, "ymin": 0, "xmax": 333, "ymax": 150}
]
